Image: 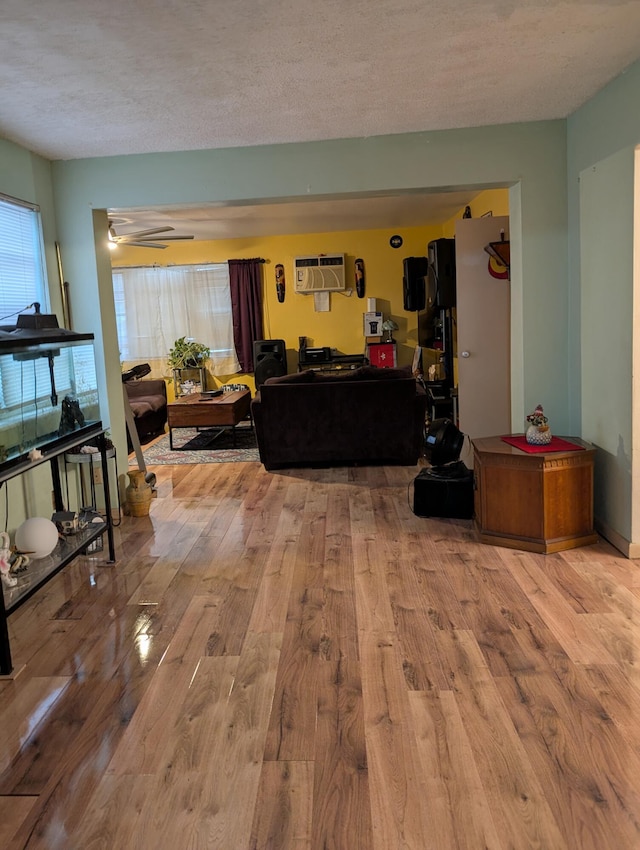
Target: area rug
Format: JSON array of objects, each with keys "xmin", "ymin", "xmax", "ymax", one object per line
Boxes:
[{"xmin": 131, "ymin": 425, "xmax": 260, "ymax": 465}]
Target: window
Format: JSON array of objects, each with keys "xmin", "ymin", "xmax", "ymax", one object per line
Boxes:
[
  {"xmin": 112, "ymin": 263, "xmax": 241, "ymax": 375},
  {"xmin": 0, "ymin": 196, "xmax": 99, "ymax": 448},
  {"xmin": 0, "ymin": 194, "xmax": 48, "ymax": 323},
  {"xmin": 0, "ymin": 194, "xmax": 53, "ymax": 416}
]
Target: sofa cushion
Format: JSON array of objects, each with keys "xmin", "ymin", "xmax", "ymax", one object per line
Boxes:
[
  {"xmin": 125, "ymin": 378, "xmax": 167, "ymax": 400},
  {"xmin": 124, "ymin": 379, "xmax": 168, "ymax": 444},
  {"xmin": 129, "ymin": 396, "xmax": 166, "ymax": 418},
  {"xmin": 264, "ymin": 370, "xmax": 316, "ymax": 385},
  {"xmin": 313, "ymin": 364, "xmax": 412, "ymax": 383}
]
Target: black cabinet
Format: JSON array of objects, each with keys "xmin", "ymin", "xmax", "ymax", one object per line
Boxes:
[{"xmin": 0, "ymin": 425, "xmax": 116, "ymax": 675}]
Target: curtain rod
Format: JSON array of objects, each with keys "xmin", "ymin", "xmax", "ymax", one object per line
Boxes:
[{"xmin": 113, "ymin": 259, "xmax": 267, "ymax": 270}]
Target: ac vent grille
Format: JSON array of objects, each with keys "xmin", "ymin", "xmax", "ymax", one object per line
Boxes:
[{"xmin": 294, "ymin": 254, "xmax": 346, "ymax": 292}]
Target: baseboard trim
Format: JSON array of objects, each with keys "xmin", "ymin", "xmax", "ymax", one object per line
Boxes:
[{"xmin": 594, "ymin": 518, "xmax": 640, "ymax": 559}]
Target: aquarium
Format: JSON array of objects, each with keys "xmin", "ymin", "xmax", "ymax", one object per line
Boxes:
[{"xmin": 0, "ymin": 324, "xmax": 102, "ymax": 476}]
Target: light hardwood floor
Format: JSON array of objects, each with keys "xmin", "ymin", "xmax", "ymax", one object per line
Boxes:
[{"xmin": 1, "ymin": 458, "xmax": 640, "ymax": 849}]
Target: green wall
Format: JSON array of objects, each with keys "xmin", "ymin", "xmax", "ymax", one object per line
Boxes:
[
  {"xmin": 567, "ymin": 59, "xmax": 640, "ymax": 553},
  {"xmin": 0, "ymin": 139, "xmax": 65, "ymax": 529},
  {"xmin": 51, "ymin": 120, "xmax": 569, "ymax": 467},
  {"xmin": 7, "ymin": 63, "xmax": 640, "ymax": 552}
]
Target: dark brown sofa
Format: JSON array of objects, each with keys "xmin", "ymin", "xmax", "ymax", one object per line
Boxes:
[
  {"xmin": 251, "ymin": 366, "xmax": 427, "ymax": 470},
  {"xmin": 124, "ymin": 379, "xmax": 168, "ymax": 444}
]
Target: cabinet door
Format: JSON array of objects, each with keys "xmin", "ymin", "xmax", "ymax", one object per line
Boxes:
[{"xmin": 455, "ymin": 217, "xmax": 511, "ymax": 451}]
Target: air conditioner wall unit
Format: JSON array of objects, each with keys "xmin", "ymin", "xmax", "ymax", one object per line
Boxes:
[{"xmin": 294, "ymin": 254, "xmax": 346, "ymax": 293}]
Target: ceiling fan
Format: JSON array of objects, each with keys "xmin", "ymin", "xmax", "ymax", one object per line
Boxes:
[{"xmin": 108, "ymin": 223, "xmax": 195, "ymax": 249}]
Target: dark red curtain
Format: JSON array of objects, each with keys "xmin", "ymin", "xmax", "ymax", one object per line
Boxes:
[{"xmin": 228, "ymin": 259, "xmax": 264, "ymax": 372}]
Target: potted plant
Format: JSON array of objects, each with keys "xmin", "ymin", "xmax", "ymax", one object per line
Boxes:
[{"xmin": 167, "ymin": 337, "xmax": 210, "ymax": 369}]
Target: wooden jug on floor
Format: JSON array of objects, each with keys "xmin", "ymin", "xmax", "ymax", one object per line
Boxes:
[{"xmin": 126, "ymin": 469, "xmax": 153, "ymax": 516}]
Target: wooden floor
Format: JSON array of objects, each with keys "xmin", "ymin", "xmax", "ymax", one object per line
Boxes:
[{"xmin": 1, "ymin": 459, "xmax": 640, "ymax": 849}]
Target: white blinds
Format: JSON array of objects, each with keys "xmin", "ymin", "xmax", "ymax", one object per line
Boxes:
[
  {"xmin": 0, "ymin": 195, "xmax": 52, "ymax": 415},
  {"xmin": 0, "ymin": 195, "xmax": 48, "ymax": 323}
]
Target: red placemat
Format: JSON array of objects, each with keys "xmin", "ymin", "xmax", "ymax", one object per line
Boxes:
[{"xmin": 501, "ymin": 435, "xmax": 585, "ymax": 453}]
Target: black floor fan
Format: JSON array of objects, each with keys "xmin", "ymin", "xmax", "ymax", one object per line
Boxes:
[{"xmin": 413, "ymin": 418, "xmax": 474, "ymax": 518}]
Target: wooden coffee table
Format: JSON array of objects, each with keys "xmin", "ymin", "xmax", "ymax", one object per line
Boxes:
[{"xmin": 167, "ymin": 389, "xmax": 252, "ymax": 450}]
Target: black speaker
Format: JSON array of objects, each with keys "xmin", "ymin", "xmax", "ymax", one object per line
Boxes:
[
  {"xmin": 403, "ymin": 256, "xmax": 429, "ymax": 312},
  {"xmin": 254, "ymin": 339, "xmax": 287, "ymax": 388},
  {"xmin": 413, "ymin": 463, "xmax": 474, "ymax": 519},
  {"xmin": 427, "ymin": 238, "xmax": 456, "ymax": 308}
]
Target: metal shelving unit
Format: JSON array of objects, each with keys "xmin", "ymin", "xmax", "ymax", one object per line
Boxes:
[
  {"xmin": 0, "ymin": 426, "xmax": 116, "ymax": 675},
  {"xmin": 172, "ymin": 367, "xmax": 207, "ymax": 398}
]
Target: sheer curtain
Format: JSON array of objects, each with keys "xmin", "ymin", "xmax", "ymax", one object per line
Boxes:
[{"xmin": 113, "ymin": 264, "xmax": 241, "ymax": 376}]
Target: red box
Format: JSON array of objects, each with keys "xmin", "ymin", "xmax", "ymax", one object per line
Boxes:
[{"xmin": 367, "ymin": 343, "xmax": 397, "ymax": 368}]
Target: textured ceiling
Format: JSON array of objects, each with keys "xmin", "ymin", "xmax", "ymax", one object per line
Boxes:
[
  {"xmin": 3, "ymin": 0, "xmax": 639, "ymax": 162},
  {"xmin": 107, "ymin": 191, "xmax": 484, "ymax": 241},
  {"xmin": 3, "ymin": 0, "xmax": 640, "ymax": 237}
]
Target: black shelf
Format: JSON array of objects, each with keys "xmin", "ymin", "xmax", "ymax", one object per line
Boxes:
[
  {"xmin": 0, "ymin": 422, "xmax": 105, "ymax": 485},
  {"xmin": 0, "ymin": 428, "xmax": 116, "ymax": 675},
  {"xmin": 2, "ymin": 519, "xmax": 108, "ymax": 615}
]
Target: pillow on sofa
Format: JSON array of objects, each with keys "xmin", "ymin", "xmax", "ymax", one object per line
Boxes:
[
  {"xmin": 264, "ymin": 370, "xmax": 316, "ymax": 385},
  {"xmin": 362, "ymin": 364, "xmax": 412, "ymax": 380},
  {"xmin": 313, "ymin": 365, "xmax": 413, "ymax": 382},
  {"xmin": 129, "ymin": 396, "xmax": 166, "ymax": 417}
]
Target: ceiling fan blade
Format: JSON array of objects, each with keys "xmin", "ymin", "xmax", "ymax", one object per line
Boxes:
[
  {"xmin": 116, "ymin": 235, "xmax": 194, "ymax": 243},
  {"xmin": 117, "ymin": 227, "xmax": 176, "ymax": 239},
  {"xmin": 123, "ymin": 241, "xmax": 168, "ymax": 249}
]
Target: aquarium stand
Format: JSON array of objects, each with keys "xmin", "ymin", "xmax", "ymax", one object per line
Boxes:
[{"xmin": 0, "ymin": 426, "xmax": 116, "ymax": 676}]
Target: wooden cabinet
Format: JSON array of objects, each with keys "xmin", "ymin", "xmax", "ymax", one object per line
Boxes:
[{"xmin": 472, "ymin": 435, "xmax": 598, "ymax": 554}]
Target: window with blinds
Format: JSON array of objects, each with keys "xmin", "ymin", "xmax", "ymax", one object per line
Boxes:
[
  {"xmin": 0, "ymin": 197, "xmax": 92, "ymax": 414},
  {"xmin": 0, "ymin": 195, "xmax": 48, "ymax": 323},
  {"xmin": 0, "ymin": 196, "xmax": 101, "ymax": 454},
  {"xmin": 0, "ymin": 195, "xmax": 50, "ymax": 417}
]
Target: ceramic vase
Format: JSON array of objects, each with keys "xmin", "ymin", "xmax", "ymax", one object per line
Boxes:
[
  {"xmin": 125, "ymin": 469, "xmax": 153, "ymax": 516},
  {"xmin": 525, "ymin": 424, "xmax": 552, "ymax": 446}
]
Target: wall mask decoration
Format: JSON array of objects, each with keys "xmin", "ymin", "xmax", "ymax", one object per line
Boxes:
[
  {"xmin": 275, "ymin": 263, "xmax": 286, "ymax": 302},
  {"xmin": 355, "ymin": 258, "xmax": 365, "ymax": 298}
]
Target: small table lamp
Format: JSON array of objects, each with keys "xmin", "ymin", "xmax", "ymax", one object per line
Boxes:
[{"xmin": 382, "ymin": 319, "xmax": 398, "ymax": 343}]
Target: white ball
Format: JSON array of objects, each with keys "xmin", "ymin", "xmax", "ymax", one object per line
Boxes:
[{"xmin": 15, "ymin": 517, "xmax": 59, "ymax": 560}]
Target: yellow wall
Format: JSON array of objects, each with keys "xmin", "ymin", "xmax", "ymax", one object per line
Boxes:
[
  {"xmin": 442, "ymin": 189, "xmax": 510, "ymax": 237},
  {"xmin": 113, "ymin": 188, "xmax": 509, "ymax": 391},
  {"xmin": 114, "ymin": 224, "xmax": 443, "ymax": 385}
]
